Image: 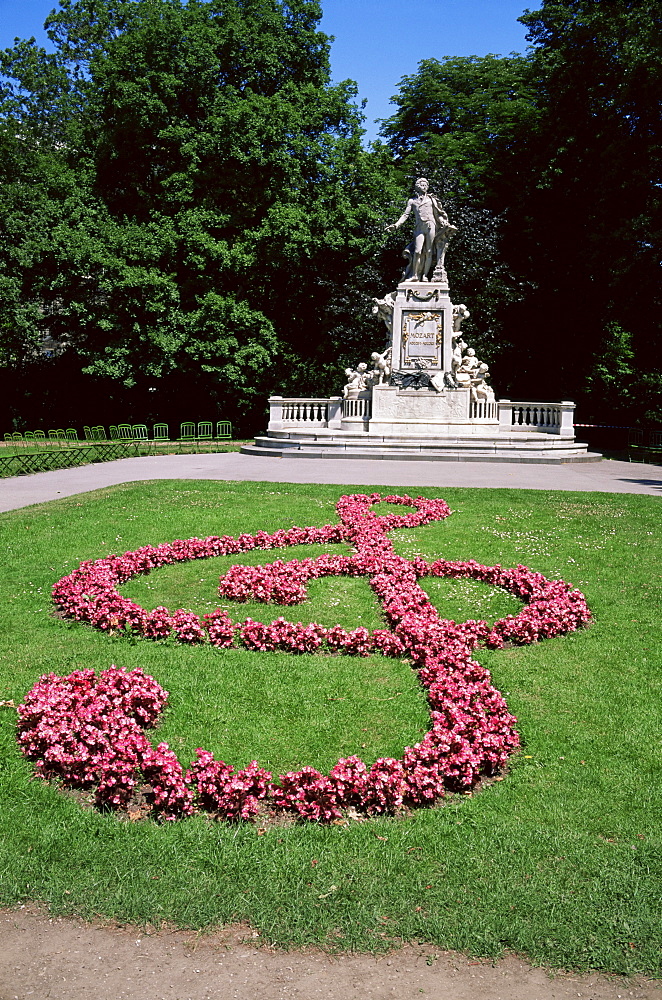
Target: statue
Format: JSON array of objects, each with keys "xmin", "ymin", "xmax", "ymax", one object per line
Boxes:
[
  {"xmin": 370, "ymin": 196, "xmax": 497, "ymax": 403},
  {"xmin": 386, "ymin": 177, "xmax": 457, "ymax": 283},
  {"xmin": 370, "ymin": 348, "xmax": 392, "ymax": 384},
  {"xmin": 343, "ymin": 368, "xmax": 361, "ymax": 397},
  {"xmin": 343, "ymin": 362, "xmax": 369, "ymax": 397},
  {"xmin": 470, "ymin": 363, "xmax": 495, "ymax": 404},
  {"xmin": 371, "ymin": 293, "xmax": 396, "ymax": 338},
  {"xmin": 455, "ymin": 347, "xmax": 480, "ymax": 384},
  {"xmin": 451, "ymin": 334, "xmax": 467, "ymax": 379},
  {"xmin": 452, "ymin": 303, "xmax": 470, "ymax": 332},
  {"xmin": 451, "ymin": 347, "xmax": 495, "ymax": 401}
]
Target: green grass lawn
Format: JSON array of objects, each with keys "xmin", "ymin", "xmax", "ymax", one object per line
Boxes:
[{"xmin": 0, "ymin": 480, "xmax": 660, "ymax": 975}]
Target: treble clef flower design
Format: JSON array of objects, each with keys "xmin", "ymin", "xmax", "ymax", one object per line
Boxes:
[{"xmin": 19, "ymin": 494, "xmax": 590, "ymax": 822}]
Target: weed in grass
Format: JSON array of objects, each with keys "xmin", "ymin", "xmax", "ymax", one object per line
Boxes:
[{"xmin": 419, "ymin": 576, "xmax": 523, "ymax": 624}]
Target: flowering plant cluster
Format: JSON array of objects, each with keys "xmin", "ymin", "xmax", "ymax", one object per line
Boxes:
[
  {"xmin": 22, "ymin": 493, "xmax": 591, "ymax": 823},
  {"xmin": 17, "ymin": 666, "xmax": 194, "ymax": 819}
]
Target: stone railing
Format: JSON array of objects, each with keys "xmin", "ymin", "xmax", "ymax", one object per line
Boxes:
[
  {"xmin": 268, "ymin": 395, "xmax": 576, "ymax": 438},
  {"xmin": 342, "ymin": 396, "xmax": 372, "ymax": 420},
  {"xmin": 281, "ymin": 399, "xmax": 328, "ymax": 424},
  {"xmin": 469, "ymin": 399, "xmax": 499, "ymax": 421},
  {"xmin": 268, "ymin": 397, "xmax": 342, "ymax": 431},
  {"xmin": 499, "ymin": 400, "xmax": 575, "ymax": 437}
]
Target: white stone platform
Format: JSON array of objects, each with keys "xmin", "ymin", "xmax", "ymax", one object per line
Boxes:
[{"xmin": 242, "ymin": 396, "xmax": 601, "ymax": 464}]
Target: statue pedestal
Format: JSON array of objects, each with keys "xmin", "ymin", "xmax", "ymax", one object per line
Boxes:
[
  {"xmin": 341, "ymin": 388, "xmax": 372, "ymax": 429},
  {"xmin": 391, "ymin": 280, "xmax": 454, "ymax": 376},
  {"xmin": 369, "ymin": 385, "xmax": 499, "ymax": 438}
]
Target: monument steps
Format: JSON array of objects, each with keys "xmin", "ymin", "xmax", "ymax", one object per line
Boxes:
[{"xmin": 242, "ymin": 434, "xmax": 601, "ymax": 464}]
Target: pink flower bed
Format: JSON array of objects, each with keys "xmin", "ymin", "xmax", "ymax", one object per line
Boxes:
[{"xmin": 18, "ymin": 493, "xmax": 591, "ymax": 822}]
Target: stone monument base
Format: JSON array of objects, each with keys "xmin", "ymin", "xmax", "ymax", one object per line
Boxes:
[
  {"xmin": 241, "ymin": 394, "xmax": 601, "ymax": 464},
  {"xmin": 368, "ymin": 385, "xmax": 496, "ymax": 436}
]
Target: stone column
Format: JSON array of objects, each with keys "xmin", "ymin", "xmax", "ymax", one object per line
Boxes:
[
  {"xmin": 498, "ymin": 399, "xmax": 513, "ymax": 431},
  {"xmin": 268, "ymin": 396, "xmax": 283, "ymax": 432},
  {"xmin": 327, "ymin": 397, "xmax": 343, "ymax": 430},
  {"xmin": 559, "ymin": 401, "xmax": 576, "ymax": 438}
]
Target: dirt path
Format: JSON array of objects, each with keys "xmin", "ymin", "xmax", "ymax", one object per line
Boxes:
[{"xmin": 1, "ymin": 908, "xmax": 658, "ymax": 1000}]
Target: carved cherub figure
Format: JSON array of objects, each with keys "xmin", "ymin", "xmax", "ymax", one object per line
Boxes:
[
  {"xmin": 470, "ymin": 363, "xmax": 495, "ymax": 403},
  {"xmin": 451, "ymin": 335, "xmax": 467, "ymax": 376},
  {"xmin": 452, "ymin": 303, "xmax": 470, "ymax": 332},
  {"xmin": 343, "ymin": 368, "xmax": 362, "ymax": 397},
  {"xmin": 343, "ymin": 362, "xmax": 369, "ymax": 397},
  {"xmin": 370, "ymin": 348, "xmax": 392, "ymax": 384},
  {"xmin": 371, "ymin": 293, "xmax": 396, "ymax": 337},
  {"xmin": 455, "ymin": 347, "xmax": 480, "ymax": 386}
]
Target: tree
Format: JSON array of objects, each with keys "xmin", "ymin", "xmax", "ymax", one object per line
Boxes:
[
  {"xmin": 580, "ymin": 322, "xmax": 662, "ymax": 428},
  {"xmin": 0, "ymin": 0, "xmax": 390, "ymax": 432},
  {"xmin": 380, "ymin": 9, "xmax": 662, "ymax": 421},
  {"xmin": 380, "ymin": 54, "xmax": 539, "ymax": 205},
  {"xmin": 509, "ymin": 0, "xmax": 662, "ymax": 415}
]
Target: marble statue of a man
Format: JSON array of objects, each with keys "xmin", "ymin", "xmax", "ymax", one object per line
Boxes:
[{"xmin": 386, "ymin": 177, "xmax": 453, "ymax": 282}]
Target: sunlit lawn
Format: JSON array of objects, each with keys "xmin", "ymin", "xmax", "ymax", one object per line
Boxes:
[{"xmin": 0, "ymin": 480, "xmax": 660, "ymax": 975}]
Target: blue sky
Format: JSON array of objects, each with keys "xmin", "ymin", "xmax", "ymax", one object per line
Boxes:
[{"xmin": 0, "ymin": 0, "xmax": 532, "ymax": 141}]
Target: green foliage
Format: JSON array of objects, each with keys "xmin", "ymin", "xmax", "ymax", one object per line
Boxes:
[
  {"xmin": 511, "ymin": 0, "xmax": 662, "ymax": 404},
  {"xmin": 381, "ymin": 6, "xmax": 661, "ymax": 415},
  {"xmin": 584, "ymin": 324, "xmax": 662, "ymax": 427},
  {"xmin": 0, "ymin": 0, "xmax": 392, "ymax": 432},
  {"xmin": 3, "ymin": 0, "xmax": 660, "ymax": 429},
  {"xmin": 381, "ymin": 54, "xmax": 539, "ymax": 204},
  {"xmin": 0, "ymin": 122, "xmax": 84, "ymax": 367},
  {"xmin": 0, "ymin": 481, "xmax": 660, "ymax": 973}
]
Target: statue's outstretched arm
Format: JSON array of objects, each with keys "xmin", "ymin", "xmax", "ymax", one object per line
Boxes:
[{"xmin": 386, "ymin": 198, "xmax": 412, "ymax": 231}]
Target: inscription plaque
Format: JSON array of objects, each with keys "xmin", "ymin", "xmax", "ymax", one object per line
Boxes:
[{"xmin": 401, "ymin": 311, "xmax": 443, "ymax": 368}]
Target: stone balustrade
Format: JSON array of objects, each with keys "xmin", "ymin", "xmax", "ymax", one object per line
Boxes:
[
  {"xmin": 498, "ymin": 400, "xmax": 575, "ymax": 437},
  {"xmin": 342, "ymin": 396, "xmax": 372, "ymax": 420},
  {"xmin": 269, "ymin": 395, "xmax": 576, "ymax": 438},
  {"xmin": 268, "ymin": 397, "xmax": 342, "ymax": 431},
  {"xmin": 469, "ymin": 399, "xmax": 499, "ymax": 421}
]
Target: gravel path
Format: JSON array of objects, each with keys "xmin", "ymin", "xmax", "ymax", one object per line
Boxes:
[{"xmin": 0, "ymin": 452, "xmax": 661, "ymax": 512}]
